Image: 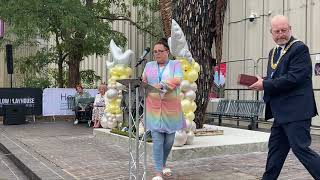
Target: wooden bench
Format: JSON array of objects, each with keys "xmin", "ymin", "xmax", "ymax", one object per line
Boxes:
[{"xmin": 206, "ymin": 99, "xmax": 265, "ymax": 130}]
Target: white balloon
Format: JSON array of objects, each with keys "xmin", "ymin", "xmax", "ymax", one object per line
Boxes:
[
  {"xmin": 180, "ymin": 80, "xmax": 191, "ymax": 92},
  {"xmin": 107, "ymin": 121, "xmax": 118, "ymax": 129},
  {"xmin": 105, "ymin": 113, "xmax": 111, "ymax": 117},
  {"xmin": 190, "ymin": 82, "xmax": 197, "ymax": 91},
  {"xmin": 115, "ymin": 114, "xmax": 123, "ymax": 122},
  {"xmin": 108, "ymin": 82, "xmax": 116, "ymax": 89},
  {"xmin": 173, "ymin": 130, "xmax": 188, "ymax": 147},
  {"xmin": 187, "ymin": 57, "xmax": 193, "ymax": 63},
  {"xmin": 185, "ymin": 131, "xmax": 195, "ymax": 145},
  {"xmin": 179, "ymin": 92, "xmax": 185, "ymax": 99},
  {"xmin": 139, "ymin": 122, "xmax": 145, "ymax": 136},
  {"xmin": 191, "ymin": 121, "xmax": 196, "ymax": 131},
  {"xmin": 116, "ymin": 83, "xmax": 126, "ymax": 90},
  {"xmin": 184, "ymin": 119, "xmax": 192, "ymax": 131},
  {"xmin": 106, "ymin": 89, "xmax": 118, "ymax": 99},
  {"xmin": 100, "ymin": 115, "xmax": 108, "ymax": 128},
  {"xmin": 185, "ymin": 90, "xmax": 196, "ymax": 101},
  {"xmin": 106, "ymin": 61, "xmax": 115, "ymax": 69},
  {"xmin": 109, "ymin": 39, "xmax": 134, "ymax": 65},
  {"xmin": 170, "ymin": 20, "xmax": 190, "ymax": 58}
]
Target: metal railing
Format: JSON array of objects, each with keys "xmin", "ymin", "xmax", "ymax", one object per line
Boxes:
[
  {"xmin": 224, "ymin": 88, "xmax": 261, "ymax": 100},
  {"xmin": 221, "ymin": 88, "xmax": 320, "ymax": 128}
]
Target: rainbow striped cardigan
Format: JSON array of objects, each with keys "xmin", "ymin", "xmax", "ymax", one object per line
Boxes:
[{"xmin": 142, "ymin": 60, "xmax": 184, "ymax": 133}]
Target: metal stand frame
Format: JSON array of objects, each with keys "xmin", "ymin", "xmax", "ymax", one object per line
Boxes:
[{"xmin": 117, "ymin": 79, "xmax": 161, "ymax": 180}]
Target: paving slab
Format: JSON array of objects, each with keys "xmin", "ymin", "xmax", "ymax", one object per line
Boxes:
[
  {"xmin": 0, "ymin": 120, "xmax": 318, "ymax": 179},
  {"xmin": 0, "ymin": 150, "xmax": 28, "ymax": 180}
]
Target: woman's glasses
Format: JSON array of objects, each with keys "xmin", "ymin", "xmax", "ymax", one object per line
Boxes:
[{"xmin": 152, "ymin": 49, "xmax": 167, "ymax": 54}]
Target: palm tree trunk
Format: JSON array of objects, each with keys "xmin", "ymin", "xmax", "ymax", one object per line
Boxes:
[
  {"xmin": 159, "ymin": 0, "xmax": 172, "ymax": 38},
  {"xmin": 172, "ymin": 0, "xmax": 227, "ymax": 128}
]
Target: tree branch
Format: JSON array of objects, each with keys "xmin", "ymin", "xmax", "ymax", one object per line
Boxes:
[
  {"xmin": 98, "ymin": 15, "xmax": 160, "ymax": 37},
  {"xmin": 62, "ymin": 53, "xmax": 69, "ymax": 61}
]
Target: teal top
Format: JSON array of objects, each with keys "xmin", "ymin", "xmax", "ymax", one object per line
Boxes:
[{"xmin": 74, "ymin": 91, "xmax": 92, "ymax": 109}]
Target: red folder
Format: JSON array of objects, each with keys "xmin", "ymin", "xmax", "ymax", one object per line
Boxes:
[{"xmin": 237, "ymin": 74, "xmax": 258, "ymax": 86}]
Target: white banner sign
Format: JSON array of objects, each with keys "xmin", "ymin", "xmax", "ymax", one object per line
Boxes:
[{"xmin": 42, "ymin": 88, "xmax": 98, "ymax": 116}]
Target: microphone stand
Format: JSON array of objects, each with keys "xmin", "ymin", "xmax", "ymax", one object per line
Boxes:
[
  {"xmin": 135, "ymin": 58, "xmax": 147, "ymax": 67},
  {"xmin": 135, "ymin": 58, "xmax": 147, "ymax": 81}
]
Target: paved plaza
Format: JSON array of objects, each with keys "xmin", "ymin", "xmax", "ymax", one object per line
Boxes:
[{"xmin": 0, "ymin": 119, "xmax": 319, "ymax": 180}]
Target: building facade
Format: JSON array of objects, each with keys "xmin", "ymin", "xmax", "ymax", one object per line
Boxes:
[{"xmin": 222, "ymin": 0, "xmax": 320, "ymax": 127}]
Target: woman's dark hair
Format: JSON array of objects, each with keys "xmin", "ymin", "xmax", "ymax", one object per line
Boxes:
[
  {"xmin": 154, "ymin": 38, "xmax": 169, "ymax": 50},
  {"xmin": 75, "ymin": 84, "xmax": 83, "ymax": 90}
]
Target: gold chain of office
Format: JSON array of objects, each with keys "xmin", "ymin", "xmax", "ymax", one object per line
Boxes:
[{"xmin": 270, "ymin": 40, "xmax": 300, "ymax": 69}]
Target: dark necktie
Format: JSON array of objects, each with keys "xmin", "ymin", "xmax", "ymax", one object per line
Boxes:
[{"xmin": 274, "ymin": 47, "xmax": 282, "ymax": 63}]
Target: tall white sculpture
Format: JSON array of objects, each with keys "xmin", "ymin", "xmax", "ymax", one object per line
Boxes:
[
  {"xmin": 102, "ymin": 40, "xmax": 133, "ymax": 129},
  {"xmin": 169, "ymin": 20, "xmax": 200, "ymax": 146}
]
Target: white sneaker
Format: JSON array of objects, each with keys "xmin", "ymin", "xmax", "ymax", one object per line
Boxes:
[{"xmin": 74, "ymin": 119, "xmax": 79, "ymax": 125}]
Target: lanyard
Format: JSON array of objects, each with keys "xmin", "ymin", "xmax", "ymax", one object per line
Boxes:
[{"xmin": 157, "ymin": 60, "xmax": 169, "ymax": 82}]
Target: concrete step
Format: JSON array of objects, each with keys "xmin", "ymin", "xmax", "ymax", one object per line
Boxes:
[{"xmin": 93, "ymin": 125, "xmax": 270, "ymax": 161}]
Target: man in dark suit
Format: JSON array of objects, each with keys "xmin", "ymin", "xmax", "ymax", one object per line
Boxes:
[{"xmin": 250, "ymin": 15, "xmax": 320, "ymax": 179}]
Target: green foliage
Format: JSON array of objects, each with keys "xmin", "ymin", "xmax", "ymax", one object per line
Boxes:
[
  {"xmin": 14, "ymin": 49, "xmax": 55, "ymax": 89},
  {"xmin": 49, "ymin": 68, "xmax": 69, "ymax": 87},
  {"xmin": 80, "ymin": 69, "xmax": 101, "ymax": 88},
  {"xmin": 23, "ymin": 77, "xmax": 52, "ymax": 89},
  {"xmin": 0, "ymin": 0, "xmax": 162, "ymax": 87},
  {"xmin": 110, "ymin": 128, "xmax": 152, "ymax": 142}
]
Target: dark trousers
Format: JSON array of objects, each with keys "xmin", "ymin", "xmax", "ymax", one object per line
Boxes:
[
  {"xmin": 75, "ymin": 106, "xmax": 92, "ymax": 121},
  {"xmin": 262, "ymin": 119, "xmax": 320, "ymax": 180}
]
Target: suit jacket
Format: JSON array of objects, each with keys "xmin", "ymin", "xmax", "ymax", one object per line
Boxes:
[{"xmin": 263, "ymin": 37, "xmax": 318, "ymax": 123}]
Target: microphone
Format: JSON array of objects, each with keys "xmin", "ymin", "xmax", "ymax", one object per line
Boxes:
[{"xmin": 135, "ymin": 47, "xmax": 150, "ymax": 67}]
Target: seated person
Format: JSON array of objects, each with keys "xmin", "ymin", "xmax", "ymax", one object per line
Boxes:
[
  {"xmin": 91, "ymin": 84, "xmax": 107, "ymax": 128},
  {"xmin": 74, "ymin": 84, "xmax": 93, "ymax": 125}
]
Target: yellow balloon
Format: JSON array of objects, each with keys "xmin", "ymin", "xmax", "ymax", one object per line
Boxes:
[
  {"xmin": 114, "ymin": 108, "xmax": 121, "ymax": 114},
  {"xmin": 182, "ymin": 63, "xmax": 191, "ymax": 72},
  {"xmin": 177, "ymin": 57, "xmax": 188, "ymax": 62},
  {"xmin": 181, "ymin": 99, "xmax": 192, "ymax": 112},
  {"xmin": 109, "ymin": 101, "xmax": 117, "ymax": 107},
  {"xmin": 193, "ymin": 62, "xmax": 200, "ymax": 73},
  {"xmin": 125, "ymin": 67, "xmax": 132, "ymax": 77},
  {"xmin": 185, "ymin": 111, "xmax": 195, "ymax": 121},
  {"xmin": 116, "ymin": 66, "xmax": 125, "ymax": 74},
  {"xmin": 105, "ymin": 105, "xmax": 112, "ymax": 112},
  {"xmin": 108, "ymin": 105, "xmax": 121, "ymax": 114},
  {"xmin": 187, "ymin": 69, "xmax": 199, "ymax": 82},
  {"xmin": 183, "ymin": 72, "xmax": 189, "ymax": 80},
  {"xmin": 110, "ymin": 75, "xmax": 118, "ymax": 81},
  {"xmin": 178, "ymin": 59, "xmax": 189, "ymax": 67},
  {"xmin": 109, "ymin": 68, "xmax": 118, "ymax": 76},
  {"xmin": 109, "ymin": 106, "xmax": 117, "ymax": 114},
  {"xmin": 191, "ymin": 101, "xmax": 197, "ymax": 112},
  {"xmin": 120, "ymin": 75, "xmax": 128, "ymax": 79},
  {"xmin": 110, "ymin": 98, "xmax": 121, "ymax": 106},
  {"xmin": 108, "ymin": 79, "xmax": 116, "ymax": 84}
]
